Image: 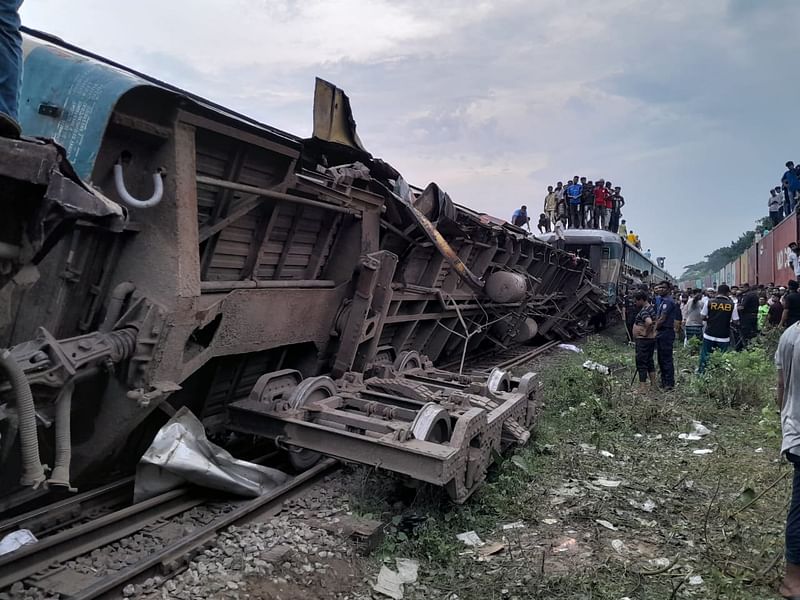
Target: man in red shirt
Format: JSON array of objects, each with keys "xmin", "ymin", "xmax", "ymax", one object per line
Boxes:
[{"xmin": 593, "ymin": 179, "xmax": 609, "ymax": 229}]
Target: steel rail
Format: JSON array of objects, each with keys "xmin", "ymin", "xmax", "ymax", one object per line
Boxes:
[
  {"xmin": 494, "ymin": 340, "xmax": 560, "ymax": 370},
  {"xmin": 70, "ymin": 459, "xmax": 338, "ymax": 600}
]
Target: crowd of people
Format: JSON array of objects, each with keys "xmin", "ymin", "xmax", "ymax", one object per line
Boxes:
[
  {"xmin": 767, "ymin": 161, "xmax": 800, "ymax": 226},
  {"xmin": 511, "ymin": 177, "xmax": 639, "ymax": 242},
  {"xmin": 622, "ymin": 279, "xmax": 800, "ymax": 392}
]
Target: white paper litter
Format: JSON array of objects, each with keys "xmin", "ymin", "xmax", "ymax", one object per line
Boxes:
[
  {"xmin": 0, "ymin": 529, "xmax": 37, "ymax": 556},
  {"xmin": 693, "ymin": 449, "xmax": 714, "ymax": 455},
  {"xmin": 579, "ymin": 443, "xmax": 597, "ymax": 452},
  {"xmin": 558, "ymin": 343, "xmax": 582, "ymax": 353},
  {"xmin": 542, "ymin": 518, "xmax": 559, "ymax": 525},
  {"xmin": 395, "ymin": 559, "xmax": 419, "ymax": 584},
  {"xmin": 692, "ymin": 421, "xmax": 711, "ymax": 436},
  {"xmin": 373, "ymin": 566, "xmax": 405, "ymax": 599},
  {"xmin": 582, "ymin": 360, "xmax": 610, "ymax": 374},
  {"xmin": 678, "ymin": 433, "xmax": 702, "ymax": 441},
  {"xmin": 456, "ymin": 531, "xmax": 484, "ymax": 547},
  {"xmin": 649, "ymin": 557, "xmax": 671, "ymax": 568},
  {"xmin": 755, "ymin": 447, "xmax": 764, "ymax": 453},
  {"xmin": 688, "ymin": 575, "xmax": 704, "ymax": 585},
  {"xmin": 595, "ymin": 519, "xmax": 618, "ymax": 531},
  {"xmin": 502, "ymin": 521, "xmax": 525, "ymax": 530},
  {"xmin": 611, "ymin": 539, "xmax": 626, "ymax": 554},
  {"xmin": 599, "ymin": 450, "xmax": 615, "ymax": 458},
  {"xmin": 594, "ymin": 478, "xmax": 622, "ymax": 488}
]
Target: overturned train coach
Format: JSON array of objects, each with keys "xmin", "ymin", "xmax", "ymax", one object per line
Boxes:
[{"xmin": 0, "ymin": 30, "xmax": 606, "ymax": 509}]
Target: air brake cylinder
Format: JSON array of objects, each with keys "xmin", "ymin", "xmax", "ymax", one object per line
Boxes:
[{"xmin": 484, "ymin": 271, "xmax": 527, "ymax": 304}]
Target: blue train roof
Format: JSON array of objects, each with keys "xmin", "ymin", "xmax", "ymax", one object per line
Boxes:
[{"xmin": 19, "ymin": 27, "xmax": 301, "ymax": 180}]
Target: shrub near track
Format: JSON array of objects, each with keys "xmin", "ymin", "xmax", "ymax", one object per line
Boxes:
[{"xmin": 357, "ymin": 327, "xmax": 789, "ymax": 599}]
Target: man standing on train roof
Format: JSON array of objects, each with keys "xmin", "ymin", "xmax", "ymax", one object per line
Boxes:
[
  {"xmin": 0, "ymin": 0, "xmax": 23, "ymax": 138},
  {"xmin": 566, "ymin": 177, "xmax": 582, "ymax": 229},
  {"xmin": 610, "ymin": 186, "xmax": 624, "ymax": 233},
  {"xmin": 618, "ymin": 219, "xmax": 628, "ymax": 238},
  {"xmin": 645, "ymin": 249, "xmax": 652, "ymax": 259},
  {"xmin": 580, "ymin": 178, "xmax": 593, "ymax": 228},
  {"xmin": 654, "ymin": 280, "xmax": 681, "ymax": 390},
  {"xmin": 770, "ymin": 188, "xmax": 785, "ymax": 227},
  {"xmin": 784, "ymin": 162, "xmax": 800, "ymax": 214},
  {"xmin": 511, "ymin": 205, "xmax": 530, "ymax": 230},
  {"xmin": 543, "ymin": 185, "xmax": 557, "ymax": 227}
]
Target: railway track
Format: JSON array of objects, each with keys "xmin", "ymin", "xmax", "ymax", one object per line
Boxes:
[
  {"xmin": 0, "ymin": 460, "xmax": 337, "ymax": 598},
  {"xmin": 0, "ymin": 340, "xmax": 563, "ymax": 598}
]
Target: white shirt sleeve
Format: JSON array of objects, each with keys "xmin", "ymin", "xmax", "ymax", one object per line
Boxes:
[
  {"xmin": 731, "ymin": 304, "xmax": 739, "ymax": 322},
  {"xmin": 700, "ymin": 301, "xmax": 708, "ymax": 318}
]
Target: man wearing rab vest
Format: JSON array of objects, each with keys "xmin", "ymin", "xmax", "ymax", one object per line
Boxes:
[
  {"xmin": 699, "ymin": 284, "xmax": 739, "ymax": 373},
  {"xmin": 654, "ymin": 281, "xmax": 681, "ymax": 390}
]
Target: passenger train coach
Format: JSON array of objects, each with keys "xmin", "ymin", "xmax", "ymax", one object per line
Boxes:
[
  {"xmin": 539, "ymin": 229, "xmax": 674, "ymax": 305},
  {"xmin": 679, "ymin": 213, "xmax": 800, "ymax": 290}
]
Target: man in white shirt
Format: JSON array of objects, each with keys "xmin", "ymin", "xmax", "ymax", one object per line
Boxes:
[
  {"xmin": 790, "ymin": 243, "xmax": 800, "ymax": 281},
  {"xmin": 770, "ymin": 189, "xmax": 785, "ymax": 227},
  {"xmin": 776, "ymin": 322, "xmax": 800, "ymax": 598},
  {"xmin": 553, "ymin": 218, "xmax": 566, "ymax": 251}
]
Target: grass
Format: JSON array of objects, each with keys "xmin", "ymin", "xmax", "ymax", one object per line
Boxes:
[{"xmin": 351, "ymin": 327, "xmax": 789, "ymax": 599}]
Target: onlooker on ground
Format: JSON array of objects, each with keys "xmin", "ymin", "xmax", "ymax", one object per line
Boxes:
[
  {"xmin": 758, "ymin": 295, "xmax": 769, "ymax": 330},
  {"xmin": 544, "ymin": 186, "xmax": 557, "ymax": 226},
  {"xmin": 511, "ymin": 205, "xmax": 530, "ymax": 229},
  {"xmin": 775, "ymin": 321, "xmax": 800, "ymax": 599},
  {"xmin": 683, "ymin": 289, "xmax": 705, "ymax": 343},
  {"xmin": 654, "ymin": 280, "xmax": 681, "ymax": 390},
  {"xmin": 0, "ymin": 0, "xmax": 23, "ymax": 138},
  {"xmin": 566, "ymin": 178, "xmax": 582, "ymax": 229},
  {"xmin": 537, "ymin": 213, "xmax": 551, "ymax": 234},
  {"xmin": 699, "ymin": 284, "xmax": 739, "ymax": 373},
  {"xmin": 632, "ymin": 290, "xmax": 657, "ymax": 390},
  {"xmin": 770, "ymin": 188, "xmax": 785, "ymax": 227},
  {"xmin": 769, "ymin": 292, "xmax": 785, "ymax": 326},
  {"xmin": 784, "ymin": 280, "xmax": 800, "ymax": 328},
  {"xmin": 618, "ymin": 219, "xmax": 628, "ymax": 238},
  {"xmin": 738, "ymin": 282, "xmax": 760, "ymax": 345}
]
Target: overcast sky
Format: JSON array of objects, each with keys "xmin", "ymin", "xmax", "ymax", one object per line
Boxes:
[{"xmin": 20, "ymin": 0, "xmax": 800, "ymax": 275}]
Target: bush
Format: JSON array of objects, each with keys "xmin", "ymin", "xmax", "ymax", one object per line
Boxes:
[{"xmin": 691, "ymin": 348, "xmax": 775, "ymax": 407}]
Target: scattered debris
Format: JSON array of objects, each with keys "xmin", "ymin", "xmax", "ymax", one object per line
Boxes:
[
  {"xmin": 0, "ymin": 529, "xmax": 37, "ymax": 556},
  {"xmin": 477, "ymin": 542, "xmax": 506, "ymax": 560},
  {"xmin": 372, "ymin": 558, "xmax": 419, "ymax": 599},
  {"xmin": 595, "ymin": 519, "xmax": 618, "ymax": 531},
  {"xmin": 552, "ymin": 537, "xmax": 578, "ymax": 554},
  {"xmin": 688, "ymin": 575, "xmax": 704, "ymax": 585},
  {"xmin": 648, "ymin": 557, "xmax": 671, "ymax": 568},
  {"xmin": 582, "ymin": 360, "xmax": 610, "ymax": 374},
  {"xmin": 678, "ymin": 421, "xmax": 711, "ymax": 441},
  {"xmin": 542, "ymin": 518, "xmax": 559, "ymax": 525},
  {"xmin": 629, "ymin": 499, "xmax": 656, "ymax": 513},
  {"xmin": 502, "ymin": 521, "xmax": 525, "ymax": 530},
  {"xmin": 456, "ymin": 531, "xmax": 484, "ymax": 547},
  {"xmin": 593, "ymin": 478, "xmax": 622, "ymax": 488},
  {"xmin": 755, "ymin": 447, "xmax": 764, "ymax": 453},
  {"xmin": 558, "ymin": 343, "xmax": 583, "ymax": 353},
  {"xmin": 692, "ymin": 449, "xmax": 714, "ymax": 455},
  {"xmin": 611, "ymin": 539, "xmax": 626, "ymax": 554},
  {"xmin": 599, "ymin": 450, "xmax": 615, "ymax": 458}
]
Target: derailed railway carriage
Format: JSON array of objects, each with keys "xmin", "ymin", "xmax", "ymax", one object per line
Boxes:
[{"xmin": 0, "ymin": 29, "xmax": 606, "ymax": 510}]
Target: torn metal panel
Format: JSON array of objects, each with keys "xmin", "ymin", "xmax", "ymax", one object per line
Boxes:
[
  {"xmin": 133, "ymin": 407, "xmax": 289, "ymax": 503},
  {"xmin": 312, "ymin": 78, "xmax": 368, "ymax": 153}
]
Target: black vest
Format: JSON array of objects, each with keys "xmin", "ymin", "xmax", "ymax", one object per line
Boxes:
[{"xmin": 706, "ymin": 295, "xmax": 735, "ymax": 339}]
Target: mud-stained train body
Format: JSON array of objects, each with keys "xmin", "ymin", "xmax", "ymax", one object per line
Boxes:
[{"xmin": 0, "ymin": 30, "xmax": 605, "ymax": 509}]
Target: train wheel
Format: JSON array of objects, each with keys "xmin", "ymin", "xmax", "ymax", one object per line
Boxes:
[{"xmin": 285, "ymin": 376, "xmax": 337, "ymax": 470}]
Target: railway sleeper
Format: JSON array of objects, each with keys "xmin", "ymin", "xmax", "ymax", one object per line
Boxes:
[{"xmin": 225, "ymin": 360, "xmax": 539, "ymax": 503}]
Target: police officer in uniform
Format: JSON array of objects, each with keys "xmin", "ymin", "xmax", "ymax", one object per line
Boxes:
[{"xmin": 654, "ymin": 281, "xmax": 682, "ymax": 390}]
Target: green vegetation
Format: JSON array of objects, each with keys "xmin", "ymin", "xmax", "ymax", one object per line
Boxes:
[
  {"xmin": 681, "ymin": 216, "xmax": 772, "ymax": 281},
  {"xmin": 353, "ymin": 329, "xmax": 788, "ymax": 599}
]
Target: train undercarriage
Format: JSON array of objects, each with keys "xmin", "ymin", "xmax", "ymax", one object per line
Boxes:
[{"xmin": 0, "ymin": 31, "xmax": 606, "ymax": 512}]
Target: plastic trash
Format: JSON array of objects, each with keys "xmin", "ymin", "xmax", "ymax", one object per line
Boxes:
[
  {"xmin": 0, "ymin": 529, "xmax": 37, "ymax": 556},
  {"xmin": 582, "ymin": 360, "xmax": 610, "ymax": 374},
  {"xmin": 558, "ymin": 343, "xmax": 582, "ymax": 353},
  {"xmin": 456, "ymin": 531, "xmax": 484, "ymax": 547}
]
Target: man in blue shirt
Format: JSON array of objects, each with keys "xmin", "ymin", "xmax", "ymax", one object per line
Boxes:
[
  {"xmin": 565, "ymin": 177, "xmax": 582, "ymax": 229},
  {"xmin": 784, "ymin": 162, "xmax": 800, "ymax": 215},
  {"xmin": 511, "ymin": 205, "xmax": 530, "ymax": 230},
  {"xmin": 654, "ymin": 281, "xmax": 681, "ymax": 390}
]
